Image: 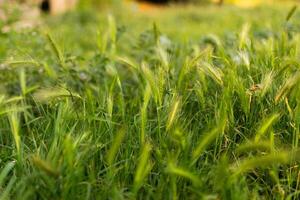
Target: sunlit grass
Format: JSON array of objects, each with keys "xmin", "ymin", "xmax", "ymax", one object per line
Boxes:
[{"xmin": 1, "ymin": 3, "xmax": 300, "ymax": 200}]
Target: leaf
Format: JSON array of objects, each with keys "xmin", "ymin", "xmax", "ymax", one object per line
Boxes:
[
  {"xmin": 0, "ymin": 176, "xmax": 16, "ymax": 200},
  {"xmin": 231, "ymin": 152, "xmax": 289, "ymax": 177},
  {"xmin": 133, "ymin": 143, "xmax": 152, "ymax": 193},
  {"xmin": 141, "ymin": 84, "xmax": 152, "ymax": 144},
  {"xmin": 286, "ymin": 5, "xmax": 298, "ymax": 22},
  {"xmin": 166, "ymin": 96, "xmax": 181, "ymax": 131},
  {"xmin": 106, "ymin": 128, "xmax": 126, "ymax": 166},
  {"xmin": 236, "ymin": 141, "xmax": 272, "ymax": 154},
  {"xmin": 166, "ymin": 163, "xmax": 201, "ymax": 186},
  {"xmin": 6, "ymin": 60, "xmax": 39, "ymax": 67},
  {"xmin": 33, "ymin": 87, "xmax": 81, "ymax": 103},
  {"xmin": 0, "ymin": 161, "xmax": 15, "ymax": 188},
  {"xmin": 255, "ymin": 114, "xmax": 280, "ymax": 142},
  {"xmin": 199, "ymin": 62, "xmax": 223, "ymax": 86},
  {"xmin": 192, "ymin": 119, "xmax": 226, "ymax": 165},
  {"xmin": 8, "ymin": 111, "xmax": 21, "ymax": 157},
  {"xmin": 31, "ymin": 155, "xmax": 59, "ymax": 178},
  {"xmin": 46, "ymin": 33, "xmax": 65, "ymax": 68},
  {"xmin": 275, "ymin": 71, "xmax": 300, "ymax": 103}
]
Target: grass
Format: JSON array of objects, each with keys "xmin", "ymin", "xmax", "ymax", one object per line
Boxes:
[{"xmin": 1, "ymin": 2, "xmax": 300, "ymax": 199}]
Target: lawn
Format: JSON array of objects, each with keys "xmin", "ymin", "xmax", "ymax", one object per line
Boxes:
[{"xmin": 1, "ymin": 2, "xmax": 300, "ymax": 199}]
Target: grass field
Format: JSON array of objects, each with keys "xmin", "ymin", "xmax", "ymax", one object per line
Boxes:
[{"xmin": 1, "ymin": 3, "xmax": 300, "ymax": 199}]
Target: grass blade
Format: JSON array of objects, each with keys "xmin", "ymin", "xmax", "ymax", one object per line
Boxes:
[
  {"xmin": 166, "ymin": 163, "xmax": 201, "ymax": 186},
  {"xmin": 166, "ymin": 96, "xmax": 181, "ymax": 131},
  {"xmin": 286, "ymin": 5, "xmax": 298, "ymax": 22},
  {"xmin": 106, "ymin": 128, "xmax": 126, "ymax": 166},
  {"xmin": 133, "ymin": 143, "xmax": 152, "ymax": 193},
  {"xmin": 0, "ymin": 162, "xmax": 15, "ymax": 188},
  {"xmin": 192, "ymin": 120, "xmax": 226, "ymax": 165},
  {"xmin": 255, "ymin": 114, "xmax": 280, "ymax": 142}
]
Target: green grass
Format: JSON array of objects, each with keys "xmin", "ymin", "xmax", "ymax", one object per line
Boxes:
[{"xmin": 1, "ymin": 3, "xmax": 300, "ymax": 199}]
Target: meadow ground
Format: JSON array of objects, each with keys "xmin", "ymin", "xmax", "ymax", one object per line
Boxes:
[{"xmin": 1, "ymin": 2, "xmax": 300, "ymax": 199}]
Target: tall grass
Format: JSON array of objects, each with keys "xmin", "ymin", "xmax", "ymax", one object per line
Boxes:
[{"xmin": 0, "ymin": 3, "xmax": 300, "ymax": 200}]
